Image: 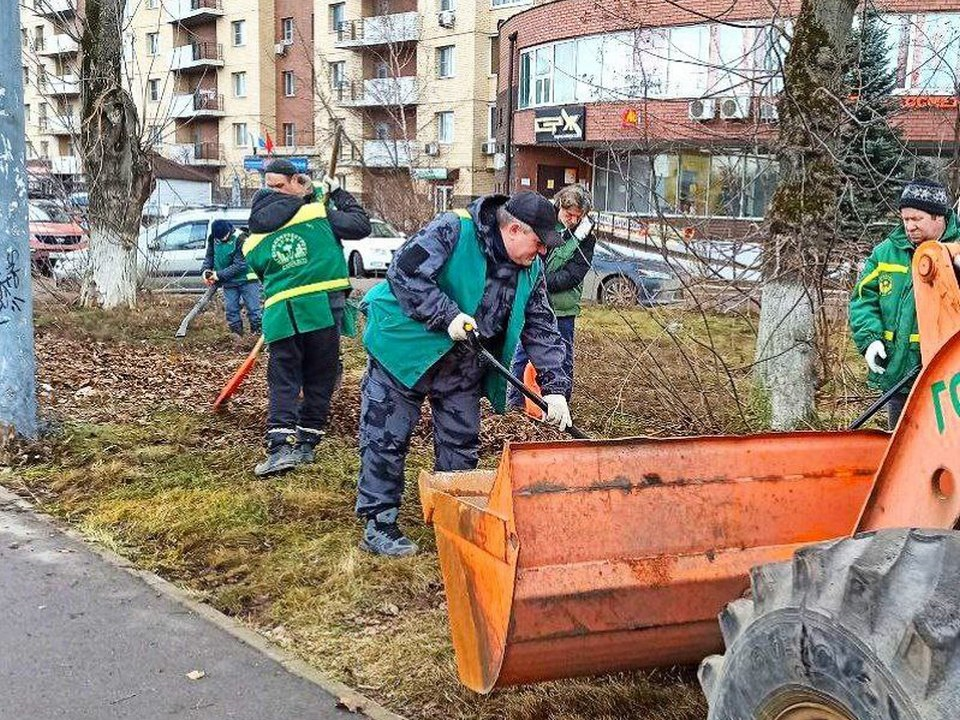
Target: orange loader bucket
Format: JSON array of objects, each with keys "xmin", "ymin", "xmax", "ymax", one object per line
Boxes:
[{"xmin": 420, "ymin": 431, "xmax": 888, "ymax": 692}]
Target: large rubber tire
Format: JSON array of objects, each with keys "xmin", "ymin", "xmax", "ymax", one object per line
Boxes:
[{"xmin": 700, "ymin": 529, "xmax": 960, "ymax": 720}]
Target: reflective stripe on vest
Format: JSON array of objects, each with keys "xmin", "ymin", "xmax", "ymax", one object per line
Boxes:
[
  {"xmin": 242, "ymin": 202, "xmax": 329, "ymax": 256},
  {"xmin": 883, "ymin": 330, "xmax": 921, "ymax": 344},
  {"xmin": 263, "ymin": 278, "xmax": 352, "ymax": 308},
  {"xmin": 856, "ymin": 261, "xmax": 910, "ymax": 298}
]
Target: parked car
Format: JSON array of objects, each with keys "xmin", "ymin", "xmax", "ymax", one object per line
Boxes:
[
  {"xmin": 28, "ymin": 200, "xmax": 87, "ymax": 275},
  {"xmin": 582, "ymin": 241, "xmax": 683, "ymax": 306},
  {"xmin": 53, "ymin": 208, "xmax": 406, "ymax": 289},
  {"xmin": 343, "ymin": 218, "xmax": 406, "ymax": 277}
]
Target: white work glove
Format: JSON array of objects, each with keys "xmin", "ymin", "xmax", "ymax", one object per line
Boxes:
[
  {"xmin": 322, "ymin": 174, "xmax": 341, "ymax": 194},
  {"xmin": 865, "ymin": 339, "xmax": 887, "ymax": 374},
  {"xmin": 447, "ymin": 312, "xmax": 477, "ymax": 342},
  {"xmin": 573, "ymin": 214, "xmax": 594, "ymax": 241},
  {"xmin": 542, "ymin": 394, "xmax": 572, "ymax": 432}
]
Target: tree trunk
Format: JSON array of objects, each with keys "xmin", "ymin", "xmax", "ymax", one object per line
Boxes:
[
  {"xmin": 754, "ymin": 0, "xmax": 857, "ymax": 428},
  {"xmin": 79, "ymin": 0, "xmax": 154, "ymax": 309}
]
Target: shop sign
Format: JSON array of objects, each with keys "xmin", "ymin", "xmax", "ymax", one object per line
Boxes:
[
  {"xmin": 901, "ymin": 96, "xmax": 960, "ymax": 110},
  {"xmin": 411, "ymin": 167, "xmax": 448, "ymax": 180},
  {"xmin": 534, "ymin": 105, "xmax": 586, "ymax": 143},
  {"xmin": 620, "ymin": 107, "xmax": 642, "ymax": 128},
  {"xmin": 243, "ymin": 156, "xmax": 310, "ymax": 172}
]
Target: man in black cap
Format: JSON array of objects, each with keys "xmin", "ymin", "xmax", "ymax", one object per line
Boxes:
[
  {"xmin": 354, "ymin": 190, "xmax": 572, "ymax": 556},
  {"xmin": 850, "ymin": 179, "xmax": 959, "ymax": 428}
]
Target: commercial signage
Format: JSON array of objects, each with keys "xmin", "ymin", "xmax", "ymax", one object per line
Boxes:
[
  {"xmin": 243, "ymin": 156, "xmax": 310, "ymax": 172},
  {"xmin": 901, "ymin": 96, "xmax": 960, "ymax": 110},
  {"xmin": 620, "ymin": 107, "xmax": 642, "ymax": 128},
  {"xmin": 411, "ymin": 167, "xmax": 448, "ymax": 180},
  {"xmin": 534, "ymin": 105, "xmax": 586, "ymax": 143}
]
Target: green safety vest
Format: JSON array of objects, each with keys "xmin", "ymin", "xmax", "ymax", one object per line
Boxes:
[
  {"xmin": 361, "ymin": 209, "xmax": 539, "ymax": 413},
  {"xmin": 242, "ymin": 202, "xmax": 351, "ymax": 343},
  {"xmin": 213, "ymin": 230, "xmax": 258, "ymax": 282},
  {"xmin": 546, "ymin": 224, "xmax": 586, "ymax": 317},
  {"xmin": 849, "ymin": 211, "xmax": 960, "ymax": 391}
]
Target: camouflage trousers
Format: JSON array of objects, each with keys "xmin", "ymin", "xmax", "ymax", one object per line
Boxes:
[{"xmin": 356, "ymin": 351, "xmax": 484, "ymax": 518}]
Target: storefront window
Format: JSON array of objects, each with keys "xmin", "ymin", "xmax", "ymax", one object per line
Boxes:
[
  {"xmin": 593, "ymin": 152, "xmax": 609, "ymax": 210},
  {"xmin": 653, "ymin": 155, "xmax": 679, "ymax": 214},
  {"xmin": 709, "ymin": 155, "xmax": 744, "ymax": 217},
  {"xmin": 606, "ymin": 153, "xmax": 630, "ymax": 212},
  {"xmin": 743, "ymin": 156, "xmax": 779, "ymax": 218},
  {"xmin": 627, "ymin": 155, "xmax": 653, "ymax": 214},
  {"xmin": 677, "ymin": 154, "xmax": 710, "ymax": 215}
]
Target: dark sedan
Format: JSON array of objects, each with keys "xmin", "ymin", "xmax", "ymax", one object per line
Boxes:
[{"xmin": 581, "ymin": 242, "xmax": 682, "ymax": 306}]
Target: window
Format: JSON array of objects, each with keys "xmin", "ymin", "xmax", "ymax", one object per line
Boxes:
[
  {"xmin": 440, "ymin": 0, "xmax": 454, "ymax": 10},
  {"xmin": 23, "ymin": 66, "xmax": 29, "ymax": 87},
  {"xmin": 283, "ymin": 122, "xmax": 296, "ymax": 146},
  {"xmin": 147, "ymin": 78, "xmax": 159, "ymax": 102},
  {"xmin": 708, "ymin": 155, "xmax": 744, "ymax": 217},
  {"xmin": 490, "ymin": 36, "xmax": 500, "ymax": 75},
  {"xmin": 374, "ymin": 122, "xmax": 391, "ymax": 140},
  {"xmin": 283, "ymin": 71, "xmax": 296, "ymax": 96},
  {"xmin": 38, "ymin": 102, "xmax": 47, "ymax": 120},
  {"xmin": 487, "ymin": 103, "xmax": 496, "ymax": 141},
  {"xmin": 231, "ymin": 20, "xmax": 246, "ymax": 47},
  {"xmin": 40, "ymin": 141, "xmax": 49, "ymax": 158},
  {"xmin": 33, "ymin": 26, "xmax": 44, "ymax": 51},
  {"xmin": 146, "ymin": 32, "xmax": 158, "ymax": 56},
  {"xmin": 158, "ymin": 223, "xmax": 208, "ymax": 251},
  {"xmin": 491, "ymin": 0, "xmax": 529, "ymax": 6},
  {"xmin": 336, "ymin": 173, "xmax": 347, "ymax": 190},
  {"xmin": 20, "ymin": 29, "xmax": 27, "ymax": 48},
  {"xmin": 375, "ymin": 61, "xmax": 389, "ymax": 79},
  {"xmin": 233, "ymin": 122, "xmax": 248, "ymax": 147},
  {"xmin": 436, "ymin": 111, "xmax": 453, "ymax": 143},
  {"xmin": 329, "ymin": 61, "xmax": 345, "ymax": 88},
  {"xmin": 911, "ymin": 13, "xmax": 960, "ymax": 93},
  {"xmin": 330, "ymin": 3, "xmax": 345, "ymax": 32},
  {"xmin": 435, "ymin": 185, "xmax": 453, "ymax": 213},
  {"xmin": 147, "ymin": 124, "xmax": 162, "ymax": 145},
  {"xmin": 24, "ymin": 105, "xmax": 30, "ymax": 122},
  {"xmin": 281, "ymin": 17, "xmax": 294, "ymax": 42},
  {"xmin": 232, "ymin": 71, "xmax": 247, "ymax": 97},
  {"xmin": 146, "ymin": 0, "xmax": 159, "ymax": 8},
  {"xmin": 437, "ymin": 45, "xmax": 454, "ymax": 78}
]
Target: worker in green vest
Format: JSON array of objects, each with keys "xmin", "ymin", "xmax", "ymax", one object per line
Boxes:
[
  {"xmin": 357, "ymin": 191, "xmax": 572, "ymax": 557},
  {"xmin": 509, "ymin": 184, "xmax": 595, "ymax": 407},
  {"xmin": 201, "ymin": 219, "xmax": 262, "ymax": 345},
  {"xmin": 850, "ymin": 179, "xmax": 958, "ymax": 428},
  {"xmin": 243, "ymin": 158, "xmax": 371, "ymax": 476}
]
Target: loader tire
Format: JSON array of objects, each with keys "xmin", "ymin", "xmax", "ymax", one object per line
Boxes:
[{"xmin": 699, "ymin": 529, "xmax": 960, "ymax": 720}]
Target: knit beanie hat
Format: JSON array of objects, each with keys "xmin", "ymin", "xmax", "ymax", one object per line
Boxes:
[
  {"xmin": 899, "ymin": 180, "xmax": 950, "ymax": 217},
  {"xmin": 211, "ymin": 219, "xmax": 234, "ymax": 239}
]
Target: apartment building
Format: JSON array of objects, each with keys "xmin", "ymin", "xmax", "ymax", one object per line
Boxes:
[
  {"xmin": 317, "ymin": 0, "xmax": 524, "ymax": 214},
  {"xmin": 21, "ymin": 0, "xmax": 84, "ymax": 195}
]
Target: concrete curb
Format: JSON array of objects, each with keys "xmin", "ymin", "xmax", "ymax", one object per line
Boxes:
[{"xmin": 0, "ymin": 485, "xmax": 406, "ymax": 720}]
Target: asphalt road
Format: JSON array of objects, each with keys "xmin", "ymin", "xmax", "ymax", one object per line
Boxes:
[{"xmin": 0, "ymin": 490, "xmax": 380, "ymax": 720}]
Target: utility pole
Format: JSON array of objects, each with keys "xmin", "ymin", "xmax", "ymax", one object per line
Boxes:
[{"xmin": 0, "ymin": 0, "xmax": 38, "ymax": 439}]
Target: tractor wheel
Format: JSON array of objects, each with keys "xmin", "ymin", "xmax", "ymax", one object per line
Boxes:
[{"xmin": 700, "ymin": 529, "xmax": 960, "ymax": 720}]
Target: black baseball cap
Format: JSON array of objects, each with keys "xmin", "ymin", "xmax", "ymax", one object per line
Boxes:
[
  {"xmin": 264, "ymin": 158, "xmax": 298, "ymax": 176},
  {"xmin": 504, "ymin": 191, "xmax": 562, "ymax": 248}
]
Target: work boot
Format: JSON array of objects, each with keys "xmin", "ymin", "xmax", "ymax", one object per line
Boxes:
[
  {"xmin": 295, "ymin": 426, "xmax": 325, "ymax": 464},
  {"xmin": 360, "ymin": 508, "xmax": 418, "ymax": 557},
  {"xmin": 229, "ymin": 323, "xmax": 245, "ymax": 348},
  {"xmin": 254, "ymin": 432, "xmax": 299, "ymax": 476}
]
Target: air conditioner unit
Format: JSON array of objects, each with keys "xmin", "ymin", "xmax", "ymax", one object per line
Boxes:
[
  {"xmin": 481, "ymin": 140, "xmax": 496, "ymax": 155},
  {"xmin": 274, "ymin": 43, "xmax": 287, "ymax": 56},
  {"xmin": 688, "ymin": 98, "xmax": 715, "ymax": 121},
  {"xmin": 759, "ymin": 100, "xmax": 779, "ymax": 122},
  {"xmin": 424, "ymin": 141, "xmax": 440, "ymax": 156},
  {"xmin": 281, "ymin": 37, "xmax": 294, "ymax": 46},
  {"xmin": 719, "ymin": 96, "xmax": 750, "ymax": 120},
  {"xmin": 438, "ymin": 10, "xmax": 455, "ymax": 28}
]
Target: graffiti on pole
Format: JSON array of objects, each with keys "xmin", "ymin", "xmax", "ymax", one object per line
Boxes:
[{"xmin": 0, "ymin": 247, "xmax": 24, "ymax": 325}]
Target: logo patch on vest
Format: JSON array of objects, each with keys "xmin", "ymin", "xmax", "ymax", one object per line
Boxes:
[
  {"xmin": 271, "ymin": 233, "xmax": 308, "ymax": 269},
  {"xmin": 878, "ymin": 274, "xmax": 893, "ymax": 296}
]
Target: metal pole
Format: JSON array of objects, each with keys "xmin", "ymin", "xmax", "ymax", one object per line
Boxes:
[{"xmin": 0, "ymin": 0, "xmax": 38, "ymax": 439}]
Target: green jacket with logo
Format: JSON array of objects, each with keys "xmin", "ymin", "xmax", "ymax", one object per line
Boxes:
[
  {"xmin": 849, "ymin": 211, "xmax": 959, "ymax": 391},
  {"xmin": 361, "ymin": 210, "xmax": 539, "ymax": 413},
  {"xmin": 242, "ymin": 203, "xmax": 351, "ymax": 343},
  {"xmin": 546, "ymin": 225, "xmax": 585, "ymax": 316}
]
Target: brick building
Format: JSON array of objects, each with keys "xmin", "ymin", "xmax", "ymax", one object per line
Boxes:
[{"xmin": 496, "ymin": 0, "xmax": 960, "ymax": 239}]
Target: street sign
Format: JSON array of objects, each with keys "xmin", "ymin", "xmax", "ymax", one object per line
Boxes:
[{"xmin": 243, "ymin": 156, "xmax": 310, "ymax": 172}]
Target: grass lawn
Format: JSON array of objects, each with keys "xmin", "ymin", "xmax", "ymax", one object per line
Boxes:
[{"xmin": 7, "ymin": 291, "xmax": 874, "ymax": 719}]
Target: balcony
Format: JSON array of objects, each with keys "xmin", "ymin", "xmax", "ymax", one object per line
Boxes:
[
  {"xmin": 335, "ymin": 12, "xmax": 420, "ymax": 48},
  {"xmin": 33, "ymin": 0, "xmax": 76, "ymax": 19},
  {"xmin": 51, "ymin": 155, "xmax": 82, "ymax": 175},
  {"xmin": 37, "ymin": 33, "xmax": 79, "ymax": 56},
  {"xmin": 166, "ymin": 0, "xmax": 224, "ymax": 27},
  {"xmin": 46, "ymin": 74, "xmax": 80, "ymax": 96},
  {"xmin": 41, "ymin": 113, "xmax": 80, "ymax": 136},
  {"xmin": 170, "ymin": 42, "xmax": 224, "ymax": 72},
  {"xmin": 336, "ymin": 77, "xmax": 419, "ymax": 107},
  {"xmin": 171, "ymin": 92, "xmax": 225, "ymax": 119},
  {"xmin": 363, "ymin": 139, "xmax": 417, "ymax": 167},
  {"xmin": 166, "ymin": 142, "xmax": 225, "ymax": 166}
]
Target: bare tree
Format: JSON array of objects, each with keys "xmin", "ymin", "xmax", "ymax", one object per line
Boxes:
[
  {"xmin": 76, "ymin": 0, "xmax": 154, "ymax": 308},
  {"xmin": 752, "ymin": 0, "xmax": 858, "ymax": 428}
]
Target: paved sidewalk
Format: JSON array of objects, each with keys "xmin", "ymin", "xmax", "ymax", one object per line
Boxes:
[{"xmin": 0, "ymin": 488, "xmax": 396, "ymax": 720}]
